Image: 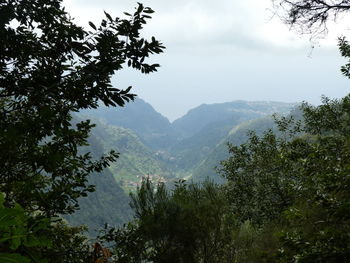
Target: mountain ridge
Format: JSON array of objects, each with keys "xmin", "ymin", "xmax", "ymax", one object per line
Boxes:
[
  {"xmin": 82, "ymin": 98, "xmax": 297, "ymax": 182},
  {"xmin": 69, "ymin": 98, "xmax": 298, "ymax": 233}
]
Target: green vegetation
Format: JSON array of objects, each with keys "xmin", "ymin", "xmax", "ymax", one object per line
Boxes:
[
  {"xmin": 73, "ymin": 101, "xmax": 294, "ymax": 231},
  {"xmin": 85, "ymin": 100, "xmax": 295, "ymax": 186},
  {"xmin": 0, "ymin": 191, "xmax": 91, "ymax": 263},
  {"xmin": 0, "ymin": 0, "xmax": 163, "ymax": 261},
  {"xmin": 90, "ymin": 120, "xmax": 174, "ymax": 192},
  {"xmin": 99, "ymin": 92, "xmax": 350, "ymax": 263},
  {"xmin": 172, "ymin": 101, "xmax": 294, "ymax": 139},
  {"xmin": 2, "ymin": 0, "xmax": 350, "ymax": 262},
  {"xmin": 191, "ymin": 117, "xmax": 277, "ymax": 182},
  {"xmin": 99, "ymin": 179, "xmax": 236, "ymax": 263},
  {"xmin": 84, "ymin": 98, "xmax": 178, "ymax": 150},
  {"xmin": 0, "ymin": 192, "xmax": 51, "ymax": 263}
]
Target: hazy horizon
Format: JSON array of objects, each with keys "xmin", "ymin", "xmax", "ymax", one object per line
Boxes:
[
  {"xmin": 64, "ymin": 0, "xmax": 350, "ymax": 121},
  {"xmin": 113, "ymin": 96, "xmax": 298, "ymax": 123}
]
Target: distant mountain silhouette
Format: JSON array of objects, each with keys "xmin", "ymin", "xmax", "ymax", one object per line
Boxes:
[
  {"xmin": 190, "ymin": 117, "xmax": 277, "ymax": 183},
  {"xmin": 172, "ymin": 101, "xmax": 295, "ymax": 138},
  {"xmin": 169, "ymin": 101, "xmax": 295, "ymax": 174},
  {"xmin": 83, "ymin": 98, "xmax": 179, "ymax": 149},
  {"xmin": 71, "ymin": 99, "xmax": 298, "ymax": 231}
]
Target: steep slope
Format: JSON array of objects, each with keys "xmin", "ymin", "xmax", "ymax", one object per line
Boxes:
[
  {"xmin": 170, "ymin": 101, "xmax": 295, "ymax": 175},
  {"xmin": 190, "ymin": 117, "xmax": 277, "ymax": 182},
  {"xmin": 90, "ymin": 120, "xmax": 175, "ymax": 191},
  {"xmin": 65, "ymin": 168, "xmax": 132, "ymax": 233},
  {"xmin": 77, "ymin": 100, "xmax": 297, "ymax": 184},
  {"xmin": 65, "ymin": 129, "xmax": 132, "ymax": 233},
  {"xmin": 66, "ymin": 117, "xmax": 175, "ymax": 233},
  {"xmin": 172, "ymin": 101, "xmax": 295, "ymax": 139},
  {"xmin": 83, "ymin": 98, "xmax": 179, "ymax": 149},
  {"xmin": 66, "ymin": 100, "xmax": 299, "ymax": 233},
  {"xmin": 169, "ymin": 118, "xmax": 243, "ymax": 172},
  {"xmin": 190, "ymin": 104, "xmax": 304, "ymax": 183}
]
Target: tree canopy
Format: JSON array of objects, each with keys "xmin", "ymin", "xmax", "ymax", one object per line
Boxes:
[
  {"xmin": 2, "ymin": 0, "xmax": 350, "ymax": 262},
  {"xmin": 0, "ymin": 0, "xmax": 164, "ymax": 215},
  {"xmin": 99, "ymin": 179, "xmax": 236, "ymax": 263},
  {"xmin": 0, "ymin": 0, "xmax": 164, "ymax": 261}
]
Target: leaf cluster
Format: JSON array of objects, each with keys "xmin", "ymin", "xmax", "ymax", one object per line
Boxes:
[
  {"xmin": 0, "ymin": 0, "xmax": 164, "ymax": 262},
  {"xmin": 0, "ymin": 193, "xmax": 51, "ymax": 263},
  {"xmin": 100, "ymin": 179, "xmax": 236, "ymax": 263},
  {"xmin": 0, "ymin": 0, "xmax": 164, "ymax": 216},
  {"xmin": 219, "ymin": 92, "xmax": 350, "ymax": 261}
]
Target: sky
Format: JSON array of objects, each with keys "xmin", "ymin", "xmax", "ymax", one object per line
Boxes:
[{"xmin": 64, "ymin": 0, "xmax": 350, "ymax": 121}]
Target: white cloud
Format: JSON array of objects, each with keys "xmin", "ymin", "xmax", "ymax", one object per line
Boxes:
[
  {"xmin": 63, "ymin": 0, "xmax": 348, "ymax": 50},
  {"xmin": 63, "ymin": 0, "xmax": 350, "ymax": 121},
  {"xmin": 64, "ymin": 0, "xmax": 309, "ymax": 50}
]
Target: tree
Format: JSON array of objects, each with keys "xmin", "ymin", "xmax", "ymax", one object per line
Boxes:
[
  {"xmin": 272, "ymin": 0, "xmax": 350, "ymax": 75},
  {"xmin": 0, "ymin": 192, "xmax": 52, "ymax": 263},
  {"xmin": 100, "ymin": 179, "xmax": 236, "ymax": 263},
  {"xmin": 219, "ymin": 129, "xmax": 295, "ymax": 226},
  {"xmin": 219, "ymin": 92, "xmax": 350, "ymax": 261},
  {"xmin": 217, "ymin": 2, "xmax": 350, "ymax": 259},
  {"xmin": 0, "ymin": 0, "xmax": 164, "ymax": 261},
  {"xmin": 0, "ymin": 0, "xmax": 164, "ymax": 215},
  {"xmin": 272, "ymin": 0, "xmax": 350, "ymax": 37}
]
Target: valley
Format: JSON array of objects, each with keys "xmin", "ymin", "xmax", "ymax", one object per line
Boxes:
[
  {"xmin": 85, "ymin": 98, "xmax": 295, "ymax": 188},
  {"xmin": 68, "ymin": 98, "xmax": 296, "ymax": 231}
]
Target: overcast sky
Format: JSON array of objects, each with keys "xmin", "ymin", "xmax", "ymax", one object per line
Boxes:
[{"xmin": 64, "ymin": 0, "xmax": 349, "ymax": 121}]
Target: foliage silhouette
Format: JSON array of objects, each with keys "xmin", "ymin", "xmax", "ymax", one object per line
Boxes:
[{"xmin": 0, "ymin": 0, "xmax": 164, "ymax": 261}]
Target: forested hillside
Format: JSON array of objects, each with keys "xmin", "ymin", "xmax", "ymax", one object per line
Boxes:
[
  {"xmin": 83, "ymin": 100, "xmax": 295, "ymax": 185},
  {"xmin": 68, "ymin": 99, "xmax": 294, "ymax": 232},
  {"xmin": 89, "ymin": 120, "xmax": 175, "ymax": 190},
  {"xmin": 83, "ymin": 98, "xmax": 179, "ymax": 150},
  {"xmin": 172, "ymin": 101, "xmax": 294, "ymax": 138},
  {"xmin": 191, "ymin": 117, "xmax": 277, "ymax": 182},
  {"xmin": 100, "ymin": 95, "xmax": 350, "ymax": 263},
  {"xmin": 2, "ymin": 0, "xmax": 350, "ymax": 262},
  {"xmin": 64, "ymin": 125, "xmax": 132, "ymax": 232}
]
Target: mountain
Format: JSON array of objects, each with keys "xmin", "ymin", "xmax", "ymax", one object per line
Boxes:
[
  {"xmin": 83, "ymin": 98, "xmax": 180, "ymax": 149},
  {"xmin": 172, "ymin": 101, "xmax": 295, "ymax": 139},
  {"xmin": 81, "ymin": 99, "xmax": 296, "ymax": 181},
  {"xmin": 65, "ymin": 127, "xmax": 132, "ymax": 234},
  {"xmin": 68, "ymin": 99, "xmax": 298, "ymax": 232},
  {"xmin": 169, "ymin": 101, "xmax": 295, "ymax": 175},
  {"xmin": 190, "ymin": 105, "xmax": 303, "ymax": 182},
  {"xmin": 90, "ymin": 120, "xmax": 175, "ymax": 192},
  {"xmin": 66, "ymin": 116, "xmax": 175, "ymax": 233},
  {"xmin": 190, "ymin": 117, "xmax": 277, "ymax": 183},
  {"xmin": 169, "ymin": 118, "xmax": 244, "ymax": 173}
]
